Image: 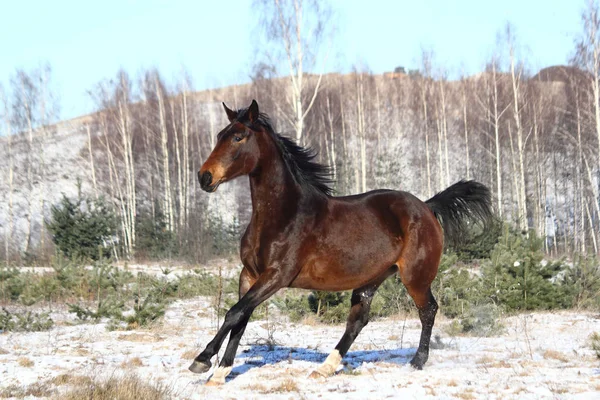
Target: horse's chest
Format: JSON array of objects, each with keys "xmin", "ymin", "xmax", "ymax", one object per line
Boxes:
[{"xmin": 241, "ymin": 226, "xmax": 292, "ymax": 276}]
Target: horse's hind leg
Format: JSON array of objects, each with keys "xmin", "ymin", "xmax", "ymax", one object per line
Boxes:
[
  {"xmin": 407, "ymin": 286, "xmax": 438, "ymax": 369},
  {"xmin": 309, "ymin": 269, "xmax": 394, "ymax": 378},
  {"xmin": 396, "ymin": 220, "xmax": 442, "ymax": 370}
]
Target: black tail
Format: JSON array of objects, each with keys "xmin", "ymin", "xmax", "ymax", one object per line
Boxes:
[{"xmin": 425, "ymin": 180, "xmax": 493, "ymax": 248}]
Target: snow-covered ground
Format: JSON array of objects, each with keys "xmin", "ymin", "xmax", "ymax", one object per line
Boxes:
[{"xmin": 1, "ymin": 294, "xmax": 599, "ymax": 399}]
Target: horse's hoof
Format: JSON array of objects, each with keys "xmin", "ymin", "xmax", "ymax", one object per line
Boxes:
[
  {"xmin": 189, "ymin": 359, "xmax": 211, "ymax": 374},
  {"xmin": 308, "ymin": 370, "xmax": 325, "ymax": 379},
  {"xmin": 409, "ymin": 358, "xmax": 424, "ymax": 370},
  {"xmin": 205, "ymin": 379, "xmax": 223, "ymax": 387}
]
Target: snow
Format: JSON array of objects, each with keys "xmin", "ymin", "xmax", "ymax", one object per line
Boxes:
[{"xmin": 1, "ymin": 297, "xmax": 599, "ymax": 399}]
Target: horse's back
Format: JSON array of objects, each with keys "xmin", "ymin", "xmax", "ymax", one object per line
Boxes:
[{"xmin": 330, "ymin": 189, "xmax": 439, "ymax": 232}]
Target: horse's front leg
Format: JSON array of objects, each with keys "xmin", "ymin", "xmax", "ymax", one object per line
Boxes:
[
  {"xmin": 189, "ymin": 267, "xmax": 287, "ymax": 384},
  {"xmin": 205, "ymin": 268, "xmax": 256, "ymax": 386}
]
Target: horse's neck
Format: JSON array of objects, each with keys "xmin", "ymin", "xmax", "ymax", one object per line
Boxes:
[
  {"xmin": 249, "ymin": 157, "xmax": 300, "ymax": 217},
  {"xmin": 248, "ymin": 136, "xmax": 306, "ymax": 230}
]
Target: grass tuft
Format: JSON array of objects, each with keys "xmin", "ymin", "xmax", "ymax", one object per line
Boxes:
[
  {"xmin": 17, "ymin": 356, "xmax": 34, "ymax": 367},
  {"xmin": 543, "ymin": 349, "xmax": 569, "ymax": 362},
  {"xmin": 57, "ymin": 373, "xmax": 173, "ymax": 400}
]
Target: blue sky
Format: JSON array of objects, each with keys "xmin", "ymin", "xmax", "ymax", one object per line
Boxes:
[{"xmin": 0, "ymin": 0, "xmax": 583, "ymax": 120}]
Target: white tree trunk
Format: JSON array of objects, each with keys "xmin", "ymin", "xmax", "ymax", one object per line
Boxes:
[
  {"xmin": 509, "ymin": 47, "xmax": 528, "ymax": 232},
  {"xmin": 156, "ymin": 77, "xmax": 174, "ymax": 232},
  {"xmin": 87, "ymin": 124, "xmax": 98, "ymax": 198}
]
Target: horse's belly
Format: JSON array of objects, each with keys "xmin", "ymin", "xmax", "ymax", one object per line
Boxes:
[{"xmin": 289, "ymin": 241, "xmax": 400, "ymax": 291}]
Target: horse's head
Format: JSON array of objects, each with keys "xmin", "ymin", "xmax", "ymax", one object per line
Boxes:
[{"xmin": 198, "ymin": 100, "xmax": 262, "ymax": 192}]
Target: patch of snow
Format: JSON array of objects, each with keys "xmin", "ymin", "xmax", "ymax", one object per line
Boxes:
[{"xmin": 1, "ymin": 298, "xmax": 599, "ymax": 399}]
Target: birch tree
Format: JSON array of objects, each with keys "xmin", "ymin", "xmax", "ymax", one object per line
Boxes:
[
  {"xmin": 153, "ymin": 73, "xmax": 174, "ymax": 232},
  {"xmin": 1, "ymin": 85, "xmax": 14, "ymax": 263},
  {"xmin": 573, "ymin": 0, "xmax": 600, "ymax": 244},
  {"xmin": 11, "ymin": 69, "xmax": 39, "ymax": 254},
  {"xmin": 255, "ymin": 0, "xmax": 334, "ymax": 143},
  {"xmin": 507, "ymin": 25, "xmax": 529, "ymax": 232},
  {"xmin": 92, "ymin": 71, "xmax": 137, "ymax": 258}
]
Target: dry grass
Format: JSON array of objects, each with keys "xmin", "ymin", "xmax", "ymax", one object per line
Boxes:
[
  {"xmin": 0, "ymin": 382, "xmax": 53, "ymax": 398},
  {"xmin": 0, "ymin": 348, "xmax": 9, "ymax": 355},
  {"xmin": 244, "ymin": 378, "xmax": 299, "ymax": 394},
  {"xmin": 456, "ymin": 389, "xmax": 476, "ymax": 400},
  {"xmin": 50, "ymin": 373, "xmax": 93, "ymax": 387},
  {"xmin": 272, "ymin": 378, "xmax": 299, "ymax": 393},
  {"xmin": 57, "ymin": 373, "xmax": 172, "ymax": 400},
  {"xmin": 423, "ymin": 385, "xmax": 436, "ymax": 396},
  {"xmin": 243, "ymin": 383, "xmax": 269, "ymax": 392},
  {"xmin": 300, "ymin": 315, "xmax": 320, "ymax": 326},
  {"xmin": 180, "ymin": 349, "xmax": 197, "ymax": 360},
  {"xmin": 507, "ymin": 351, "xmax": 521, "ymax": 359},
  {"xmin": 74, "ymin": 347, "xmax": 91, "ymax": 356},
  {"xmin": 447, "ymin": 379, "xmax": 459, "ymax": 387},
  {"xmin": 512, "ymin": 385, "xmax": 527, "ymax": 395},
  {"xmin": 476, "ymin": 355, "xmax": 495, "ymax": 365},
  {"xmin": 543, "ymin": 349, "xmax": 569, "ymax": 362},
  {"xmin": 117, "ymin": 333, "xmax": 161, "ymax": 342},
  {"xmin": 17, "ymin": 356, "xmax": 34, "ymax": 368},
  {"xmin": 488, "ymin": 360, "xmax": 510, "ymax": 368},
  {"xmin": 548, "ymin": 383, "xmax": 570, "ymax": 394},
  {"xmin": 121, "ymin": 357, "xmax": 144, "ymax": 368}
]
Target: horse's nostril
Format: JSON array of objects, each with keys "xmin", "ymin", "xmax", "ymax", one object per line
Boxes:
[{"xmin": 199, "ymin": 171, "xmax": 213, "ymax": 189}]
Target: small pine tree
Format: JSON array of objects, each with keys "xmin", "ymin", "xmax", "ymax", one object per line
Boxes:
[
  {"xmin": 563, "ymin": 255, "xmax": 600, "ymax": 310},
  {"xmin": 456, "ymin": 218, "xmax": 503, "ymax": 261},
  {"xmin": 480, "ymin": 227, "xmax": 574, "ymax": 311},
  {"xmin": 135, "ymin": 202, "xmax": 177, "ymax": 260},
  {"xmin": 46, "ymin": 186, "xmax": 117, "ymax": 261},
  {"xmin": 432, "ymin": 253, "xmax": 486, "ymax": 318}
]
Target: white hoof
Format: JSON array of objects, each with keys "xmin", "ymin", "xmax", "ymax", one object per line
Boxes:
[
  {"xmin": 310, "ymin": 350, "xmax": 342, "ymax": 378},
  {"xmin": 206, "ymin": 366, "xmax": 232, "ymax": 386}
]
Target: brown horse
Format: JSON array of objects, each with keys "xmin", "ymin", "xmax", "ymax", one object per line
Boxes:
[{"xmin": 191, "ymin": 100, "xmax": 492, "ymax": 385}]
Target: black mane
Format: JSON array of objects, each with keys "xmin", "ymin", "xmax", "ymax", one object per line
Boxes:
[{"xmin": 236, "ymin": 108, "xmax": 333, "ymax": 196}]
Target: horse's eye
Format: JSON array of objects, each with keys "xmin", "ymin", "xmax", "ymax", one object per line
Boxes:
[{"xmin": 233, "ymin": 135, "xmax": 243, "ymax": 143}]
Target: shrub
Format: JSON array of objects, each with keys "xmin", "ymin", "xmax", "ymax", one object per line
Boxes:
[
  {"xmin": 0, "ymin": 267, "xmax": 26, "ymax": 302},
  {"xmin": 589, "ymin": 332, "xmax": 600, "ymax": 359},
  {"xmin": 456, "ymin": 218, "xmax": 503, "ymax": 261},
  {"xmin": 46, "ymin": 187, "xmax": 117, "ymax": 261},
  {"xmin": 123, "ymin": 293, "xmax": 166, "ymax": 329},
  {"xmin": 0, "ymin": 308, "xmax": 54, "ymax": 332},
  {"xmin": 205, "ymin": 213, "xmax": 241, "ymax": 257},
  {"xmin": 458, "ymin": 303, "xmax": 504, "ymax": 336},
  {"xmin": 371, "ymin": 275, "xmax": 412, "ymax": 318},
  {"xmin": 480, "ymin": 227, "xmax": 574, "ymax": 311},
  {"xmin": 270, "ymin": 293, "xmax": 313, "ymax": 322},
  {"xmin": 135, "ymin": 205, "xmax": 178, "ymax": 260},
  {"xmin": 68, "ymin": 298, "xmax": 125, "ymax": 321},
  {"xmin": 564, "ymin": 255, "xmax": 600, "ymax": 310},
  {"xmin": 431, "ymin": 253, "xmax": 488, "ymax": 319}
]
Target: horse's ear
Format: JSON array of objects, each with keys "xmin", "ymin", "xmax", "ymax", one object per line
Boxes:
[
  {"xmin": 222, "ymin": 102, "xmax": 238, "ymax": 122},
  {"xmin": 247, "ymin": 99, "xmax": 259, "ymax": 123}
]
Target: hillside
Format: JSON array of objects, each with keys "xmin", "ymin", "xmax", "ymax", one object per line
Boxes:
[{"xmin": 0, "ymin": 65, "xmax": 595, "ymax": 260}]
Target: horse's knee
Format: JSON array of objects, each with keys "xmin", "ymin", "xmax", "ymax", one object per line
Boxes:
[{"xmin": 225, "ymin": 303, "xmax": 252, "ymax": 327}]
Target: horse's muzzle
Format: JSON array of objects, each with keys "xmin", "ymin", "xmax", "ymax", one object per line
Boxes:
[
  {"xmin": 199, "ymin": 171, "xmax": 213, "ymax": 192},
  {"xmin": 199, "ymin": 170, "xmax": 222, "ymax": 192}
]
